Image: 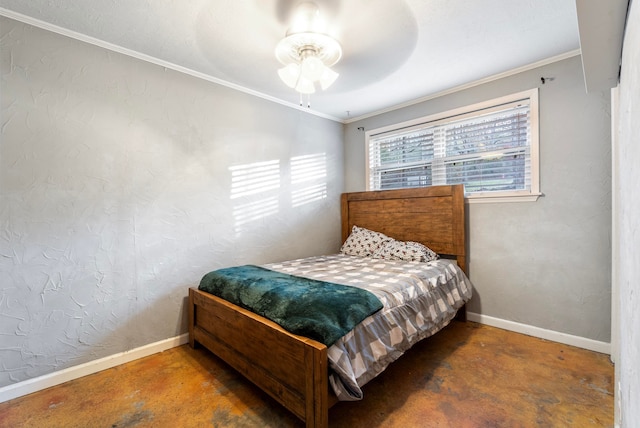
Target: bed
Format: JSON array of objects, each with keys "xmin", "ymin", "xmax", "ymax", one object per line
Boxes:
[{"xmin": 188, "ymin": 184, "xmax": 470, "ymax": 427}]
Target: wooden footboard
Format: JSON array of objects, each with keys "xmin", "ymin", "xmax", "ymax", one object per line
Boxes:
[
  {"xmin": 189, "ymin": 287, "xmax": 336, "ymax": 428},
  {"xmin": 188, "ymin": 185, "xmax": 468, "ymax": 426}
]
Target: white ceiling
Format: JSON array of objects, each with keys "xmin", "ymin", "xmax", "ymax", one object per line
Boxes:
[{"xmin": 0, "ymin": 0, "xmax": 581, "ymax": 121}]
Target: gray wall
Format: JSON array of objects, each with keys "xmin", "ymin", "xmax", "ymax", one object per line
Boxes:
[
  {"xmin": 344, "ymin": 55, "xmax": 612, "ymax": 342},
  {"xmin": 0, "ymin": 17, "xmax": 343, "ymax": 387},
  {"xmin": 617, "ymin": 0, "xmax": 640, "ymax": 424}
]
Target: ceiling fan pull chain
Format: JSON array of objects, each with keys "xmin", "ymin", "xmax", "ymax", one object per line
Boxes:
[{"xmin": 299, "ymin": 92, "xmax": 311, "ymax": 108}]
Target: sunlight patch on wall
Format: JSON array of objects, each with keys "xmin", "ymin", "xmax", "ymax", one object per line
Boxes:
[
  {"xmin": 230, "ymin": 160, "xmax": 280, "ymax": 199},
  {"xmin": 232, "ymin": 196, "xmax": 279, "ymax": 231},
  {"xmin": 291, "ymin": 153, "xmax": 327, "ymax": 207},
  {"xmin": 230, "ymin": 160, "xmax": 280, "ymax": 232},
  {"xmin": 291, "ymin": 183, "xmax": 328, "ymax": 208}
]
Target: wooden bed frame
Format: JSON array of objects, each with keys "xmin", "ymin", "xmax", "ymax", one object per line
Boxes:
[{"xmin": 188, "ymin": 184, "xmax": 467, "ymax": 427}]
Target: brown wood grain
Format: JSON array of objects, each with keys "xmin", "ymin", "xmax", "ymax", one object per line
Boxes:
[
  {"xmin": 188, "ymin": 184, "xmax": 467, "ymax": 427},
  {"xmin": 342, "ymin": 185, "xmax": 466, "ymax": 273},
  {"xmin": 191, "ymin": 288, "xmax": 327, "ymax": 424}
]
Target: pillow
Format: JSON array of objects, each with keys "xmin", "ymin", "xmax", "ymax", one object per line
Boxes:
[
  {"xmin": 340, "ymin": 225, "xmax": 392, "ymax": 257},
  {"xmin": 372, "ymin": 239, "xmax": 439, "ymax": 262}
]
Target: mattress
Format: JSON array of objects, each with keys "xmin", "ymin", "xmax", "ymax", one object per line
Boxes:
[{"xmin": 263, "ymin": 253, "xmax": 473, "ymax": 401}]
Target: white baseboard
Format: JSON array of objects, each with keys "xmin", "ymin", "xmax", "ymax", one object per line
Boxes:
[
  {"xmin": 0, "ymin": 333, "xmax": 189, "ymax": 404},
  {"xmin": 467, "ymin": 312, "xmax": 611, "ymax": 355},
  {"xmin": 1, "ymin": 315, "xmax": 611, "ymax": 404}
]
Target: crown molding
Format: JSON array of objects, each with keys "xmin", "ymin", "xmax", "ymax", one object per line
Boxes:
[
  {"xmin": 0, "ymin": 8, "xmax": 343, "ymax": 123},
  {"xmin": 1, "ymin": 8, "xmax": 582, "ymax": 126},
  {"xmin": 343, "ymin": 49, "xmax": 582, "ymax": 124}
]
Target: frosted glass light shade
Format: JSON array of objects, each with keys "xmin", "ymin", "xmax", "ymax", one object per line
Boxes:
[
  {"xmin": 295, "ymin": 75, "xmax": 315, "ymax": 94},
  {"xmin": 300, "ymin": 56, "xmax": 325, "ymax": 81},
  {"xmin": 319, "ymin": 67, "xmax": 339, "ymax": 90},
  {"xmin": 277, "ymin": 58, "xmax": 337, "ymax": 93},
  {"xmin": 278, "ymin": 64, "xmax": 300, "ymax": 88}
]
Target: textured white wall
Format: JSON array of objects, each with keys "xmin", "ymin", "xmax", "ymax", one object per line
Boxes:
[
  {"xmin": 617, "ymin": 0, "xmax": 640, "ymax": 424},
  {"xmin": 344, "ymin": 55, "xmax": 612, "ymax": 343},
  {"xmin": 0, "ymin": 17, "xmax": 344, "ymax": 387}
]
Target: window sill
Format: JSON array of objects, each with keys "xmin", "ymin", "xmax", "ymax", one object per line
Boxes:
[{"xmin": 465, "ymin": 192, "xmax": 542, "ymax": 204}]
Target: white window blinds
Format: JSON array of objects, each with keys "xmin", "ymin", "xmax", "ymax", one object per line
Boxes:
[{"xmin": 367, "ymin": 90, "xmax": 539, "ymax": 202}]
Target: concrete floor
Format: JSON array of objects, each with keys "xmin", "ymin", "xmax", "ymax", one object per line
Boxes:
[{"xmin": 0, "ymin": 322, "xmax": 613, "ymax": 427}]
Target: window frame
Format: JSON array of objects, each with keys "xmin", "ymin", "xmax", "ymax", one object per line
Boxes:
[{"xmin": 365, "ymin": 89, "xmax": 541, "ymax": 203}]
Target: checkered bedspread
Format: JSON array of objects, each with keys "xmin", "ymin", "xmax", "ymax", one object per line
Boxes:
[{"xmin": 264, "ymin": 254, "xmax": 473, "ymax": 401}]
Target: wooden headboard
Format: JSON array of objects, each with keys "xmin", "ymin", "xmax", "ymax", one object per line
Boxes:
[{"xmin": 341, "ymin": 184, "xmax": 467, "ymax": 274}]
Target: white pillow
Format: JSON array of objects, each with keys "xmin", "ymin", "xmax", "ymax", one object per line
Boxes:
[
  {"xmin": 340, "ymin": 225, "xmax": 392, "ymax": 257},
  {"xmin": 372, "ymin": 240, "xmax": 439, "ymax": 262}
]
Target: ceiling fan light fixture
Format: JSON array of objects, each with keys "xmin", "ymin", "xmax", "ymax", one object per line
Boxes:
[{"xmin": 275, "ymin": 3, "xmax": 342, "ymax": 105}]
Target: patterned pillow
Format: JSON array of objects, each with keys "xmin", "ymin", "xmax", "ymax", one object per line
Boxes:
[
  {"xmin": 340, "ymin": 225, "xmax": 392, "ymax": 257},
  {"xmin": 372, "ymin": 239, "xmax": 439, "ymax": 262}
]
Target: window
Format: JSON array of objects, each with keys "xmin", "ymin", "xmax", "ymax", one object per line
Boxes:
[{"xmin": 366, "ymin": 89, "xmax": 540, "ymax": 203}]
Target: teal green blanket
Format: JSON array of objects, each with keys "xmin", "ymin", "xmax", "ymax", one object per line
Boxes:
[{"xmin": 198, "ymin": 265, "xmax": 383, "ymax": 346}]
